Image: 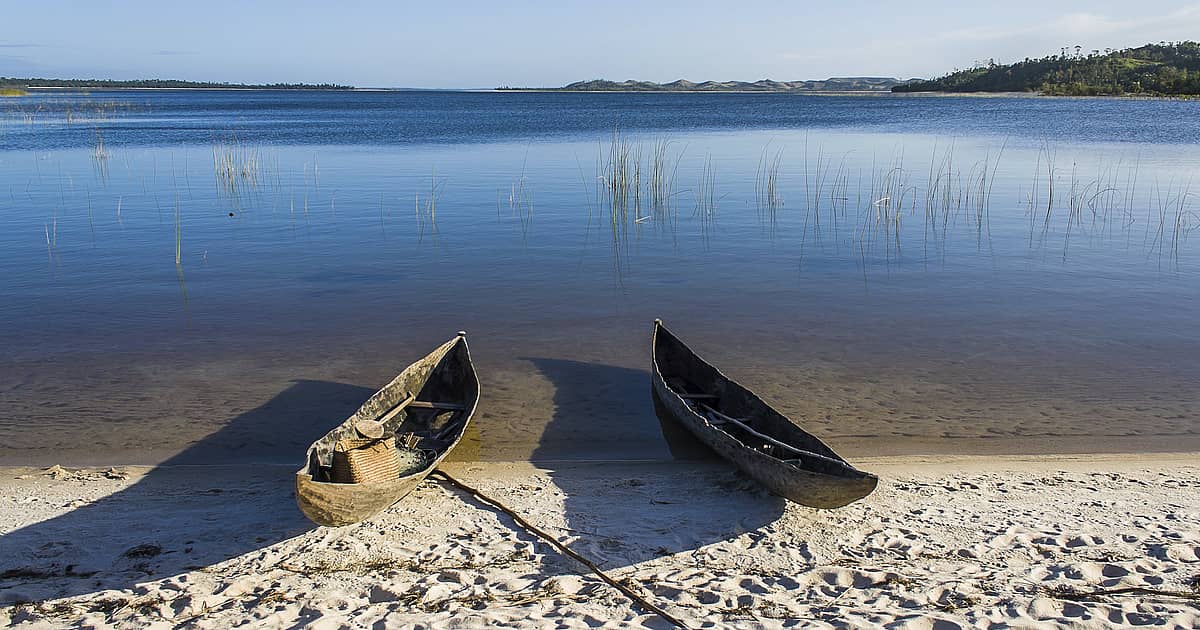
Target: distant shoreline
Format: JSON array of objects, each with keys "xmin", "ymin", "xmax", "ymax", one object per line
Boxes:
[
  {"xmin": 19, "ymin": 85, "xmax": 352, "ymax": 92},
  {"xmin": 498, "ymin": 77, "xmax": 912, "ymax": 93},
  {"xmin": 0, "ymin": 78, "xmax": 352, "ymax": 91},
  {"xmin": 5, "ymin": 86, "xmax": 1190, "ymax": 100}
]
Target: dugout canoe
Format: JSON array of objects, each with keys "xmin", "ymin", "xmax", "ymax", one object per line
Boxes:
[
  {"xmin": 296, "ymin": 332, "xmax": 479, "ymax": 526},
  {"xmin": 651, "ymin": 320, "xmax": 877, "ymax": 508}
]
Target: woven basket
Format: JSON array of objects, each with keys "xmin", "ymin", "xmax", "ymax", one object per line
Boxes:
[{"xmin": 331, "ymin": 437, "xmax": 402, "ymax": 484}]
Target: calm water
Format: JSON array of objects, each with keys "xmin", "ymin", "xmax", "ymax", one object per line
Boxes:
[{"xmin": 1, "ymin": 90, "xmax": 1198, "ymax": 466}]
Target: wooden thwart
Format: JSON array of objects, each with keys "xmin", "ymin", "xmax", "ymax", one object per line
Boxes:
[
  {"xmin": 409, "ymin": 400, "xmax": 467, "ymax": 410},
  {"xmin": 432, "ymin": 415, "xmax": 467, "ymax": 441}
]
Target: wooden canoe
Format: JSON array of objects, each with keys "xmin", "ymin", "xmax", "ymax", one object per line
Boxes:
[
  {"xmin": 296, "ymin": 333, "xmax": 479, "ymax": 526},
  {"xmin": 651, "ymin": 320, "xmax": 877, "ymax": 508}
]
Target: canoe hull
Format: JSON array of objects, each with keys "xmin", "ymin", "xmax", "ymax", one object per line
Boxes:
[
  {"xmin": 296, "ymin": 335, "xmax": 478, "ymax": 527},
  {"xmin": 295, "ymin": 473, "xmax": 428, "ymax": 527},
  {"xmin": 652, "ymin": 321, "xmax": 877, "ymax": 509}
]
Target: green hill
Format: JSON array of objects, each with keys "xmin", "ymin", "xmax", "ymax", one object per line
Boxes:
[
  {"xmin": 501, "ymin": 77, "xmax": 908, "ymax": 92},
  {"xmin": 893, "ymin": 42, "xmax": 1200, "ymax": 96}
]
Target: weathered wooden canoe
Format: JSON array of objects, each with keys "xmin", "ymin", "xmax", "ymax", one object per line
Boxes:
[
  {"xmin": 651, "ymin": 320, "xmax": 877, "ymax": 508},
  {"xmin": 296, "ymin": 333, "xmax": 479, "ymax": 526}
]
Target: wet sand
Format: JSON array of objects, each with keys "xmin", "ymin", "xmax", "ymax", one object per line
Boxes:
[{"xmin": 3, "ymin": 311, "xmax": 1199, "ymax": 467}]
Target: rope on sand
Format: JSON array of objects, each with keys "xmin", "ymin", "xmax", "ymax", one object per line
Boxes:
[{"xmin": 431, "ymin": 470, "xmax": 689, "ymax": 629}]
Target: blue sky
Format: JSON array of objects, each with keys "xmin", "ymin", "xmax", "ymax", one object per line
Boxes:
[{"xmin": 3, "ymin": 1, "xmax": 1199, "ymax": 87}]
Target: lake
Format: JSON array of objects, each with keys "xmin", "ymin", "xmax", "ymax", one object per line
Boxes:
[{"xmin": 1, "ymin": 90, "xmax": 1197, "ymax": 466}]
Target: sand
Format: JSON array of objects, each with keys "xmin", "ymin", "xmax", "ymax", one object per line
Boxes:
[{"xmin": 1, "ymin": 455, "xmax": 1198, "ymax": 629}]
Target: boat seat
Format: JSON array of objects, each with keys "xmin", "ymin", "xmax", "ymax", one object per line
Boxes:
[{"xmin": 408, "ymin": 401, "xmax": 466, "ymax": 411}]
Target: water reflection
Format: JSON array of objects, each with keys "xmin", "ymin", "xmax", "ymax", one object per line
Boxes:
[{"xmin": 1, "ymin": 97, "xmax": 1199, "ymax": 460}]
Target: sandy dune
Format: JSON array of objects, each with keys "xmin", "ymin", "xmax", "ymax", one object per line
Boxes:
[{"xmin": 1, "ymin": 455, "xmax": 1198, "ymax": 628}]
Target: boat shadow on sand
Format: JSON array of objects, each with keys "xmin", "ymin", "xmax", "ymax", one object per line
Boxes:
[
  {"xmin": 489, "ymin": 357, "xmax": 786, "ymax": 574},
  {"xmin": 0, "ymin": 379, "xmax": 374, "ymax": 605}
]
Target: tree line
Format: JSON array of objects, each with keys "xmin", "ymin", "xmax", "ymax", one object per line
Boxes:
[
  {"xmin": 0, "ymin": 77, "xmax": 352, "ymax": 90},
  {"xmin": 893, "ymin": 42, "xmax": 1200, "ymax": 96}
]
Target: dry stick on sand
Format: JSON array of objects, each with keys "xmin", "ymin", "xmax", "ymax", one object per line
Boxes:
[
  {"xmin": 431, "ymin": 470, "xmax": 690, "ymax": 629},
  {"xmin": 1048, "ymin": 585, "xmax": 1200, "ymax": 602}
]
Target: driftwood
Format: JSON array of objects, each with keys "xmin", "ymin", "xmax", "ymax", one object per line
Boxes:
[
  {"xmin": 432, "ymin": 470, "xmax": 690, "ymax": 629},
  {"xmin": 1048, "ymin": 585, "xmax": 1200, "ymax": 602}
]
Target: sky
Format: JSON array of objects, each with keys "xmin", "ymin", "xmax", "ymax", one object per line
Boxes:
[{"xmin": 3, "ymin": 1, "xmax": 1200, "ymax": 88}]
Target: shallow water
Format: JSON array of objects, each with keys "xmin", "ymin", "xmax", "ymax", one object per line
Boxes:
[{"xmin": 1, "ymin": 90, "xmax": 1198, "ymax": 465}]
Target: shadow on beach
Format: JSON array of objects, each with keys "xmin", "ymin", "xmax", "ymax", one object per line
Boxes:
[
  {"xmin": 0, "ymin": 379, "xmax": 373, "ymax": 604},
  {"xmin": 519, "ymin": 357, "xmax": 786, "ymax": 572}
]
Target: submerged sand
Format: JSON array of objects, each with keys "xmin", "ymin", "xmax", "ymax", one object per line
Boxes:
[{"xmin": 1, "ymin": 454, "xmax": 1198, "ymax": 628}]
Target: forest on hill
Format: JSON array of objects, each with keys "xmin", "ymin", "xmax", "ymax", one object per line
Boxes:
[{"xmin": 893, "ymin": 42, "xmax": 1200, "ymax": 96}]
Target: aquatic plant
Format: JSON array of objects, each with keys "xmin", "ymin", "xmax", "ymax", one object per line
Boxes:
[
  {"xmin": 212, "ymin": 140, "xmax": 260, "ymax": 196},
  {"xmin": 174, "ymin": 199, "xmax": 183, "ymax": 265},
  {"xmin": 755, "ymin": 143, "xmax": 784, "ymax": 219},
  {"xmin": 91, "ymin": 130, "xmax": 109, "ymax": 161},
  {"xmin": 694, "ymin": 155, "xmax": 718, "ymax": 243},
  {"xmin": 415, "ymin": 173, "xmax": 441, "ymax": 243}
]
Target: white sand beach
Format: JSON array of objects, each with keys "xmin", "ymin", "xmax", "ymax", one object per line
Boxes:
[{"xmin": 1, "ymin": 455, "xmax": 1198, "ymax": 629}]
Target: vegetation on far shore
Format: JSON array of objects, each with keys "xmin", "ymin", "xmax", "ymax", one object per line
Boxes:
[
  {"xmin": 894, "ymin": 41, "xmax": 1200, "ymax": 96},
  {"xmin": 498, "ymin": 77, "xmax": 908, "ymax": 92},
  {"xmin": 0, "ymin": 77, "xmax": 352, "ymax": 90}
]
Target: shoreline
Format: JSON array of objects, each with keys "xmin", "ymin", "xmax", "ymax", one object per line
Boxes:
[
  {"xmin": 2, "ymin": 454, "xmax": 1197, "ymax": 627},
  {"xmin": 2, "ymin": 449, "xmax": 1195, "ymax": 474},
  {"xmin": 11, "ymin": 86, "xmax": 1193, "ymax": 99},
  {"xmin": 5, "ymin": 433, "xmax": 1197, "ymax": 468}
]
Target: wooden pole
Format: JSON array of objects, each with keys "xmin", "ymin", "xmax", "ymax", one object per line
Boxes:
[
  {"xmin": 699, "ymin": 404, "xmax": 848, "ymax": 467},
  {"xmin": 432, "ymin": 471, "xmax": 690, "ymax": 629}
]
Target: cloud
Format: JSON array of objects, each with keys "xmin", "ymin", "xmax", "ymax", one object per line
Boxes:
[
  {"xmin": 152, "ymin": 50, "xmax": 195, "ymax": 56},
  {"xmin": 776, "ymin": 5, "xmax": 1200, "ymax": 79},
  {"xmin": 0, "ymin": 43, "xmax": 46, "ymax": 49},
  {"xmin": 937, "ymin": 6, "xmax": 1200, "ymax": 45}
]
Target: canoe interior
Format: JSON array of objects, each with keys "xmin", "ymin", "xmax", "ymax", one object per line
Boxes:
[
  {"xmin": 302, "ymin": 335, "xmax": 478, "ymax": 484},
  {"xmin": 653, "ymin": 321, "xmax": 872, "ymax": 481}
]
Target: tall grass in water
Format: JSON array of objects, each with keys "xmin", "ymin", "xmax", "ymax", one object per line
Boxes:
[
  {"xmin": 593, "ymin": 129, "xmax": 638, "ymax": 280},
  {"xmin": 91, "ymin": 130, "xmax": 109, "ymax": 161},
  {"xmin": 501, "ymin": 152, "xmax": 535, "ymax": 241},
  {"xmin": 174, "ymin": 200, "xmax": 183, "ymax": 265},
  {"xmin": 602, "ymin": 129, "xmax": 635, "ymax": 209},
  {"xmin": 415, "ymin": 174, "xmax": 441, "ymax": 243},
  {"xmin": 647, "ymin": 138, "xmax": 681, "ymax": 219},
  {"xmin": 694, "ymin": 155, "xmax": 718, "ymax": 244},
  {"xmin": 508, "ymin": 176, "xmax": 534, "ymax": 241},
  {"xmin": 44, "ymin": 214, "xmax": 57, "ymax": 259},
  {"xmin": 91, "ymin": 130, "xmax": 110, "ymax": 182},
  {"xmin": 1145, "ymin": 181, "xmax": 1197, "ymax": 267},
  {"xmin": 756, "ymin": 144, "xmax": 784, "ymax": 230},
  {"xmin": 212, "ymin": 141, "xmax": 260, "ymax": 197}
]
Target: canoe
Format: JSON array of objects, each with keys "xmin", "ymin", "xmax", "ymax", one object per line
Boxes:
[
  {"xmin": 651, "ymin": 320, "xmax": 877, "ymax": 508},
  {"xmin": 296, "ymin": 333, "xmax": 479, "ymax": 526}
]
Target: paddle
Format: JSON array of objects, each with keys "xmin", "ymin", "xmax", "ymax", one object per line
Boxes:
[
  {"xmin": 698, "ymin": 403, "xmax": 849, "ymax": 467},
  {"xmin": 354, "ymin": 392, "xmax": 415, "ymax": 439}
]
